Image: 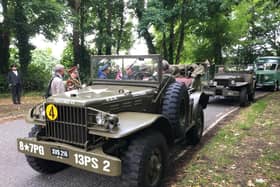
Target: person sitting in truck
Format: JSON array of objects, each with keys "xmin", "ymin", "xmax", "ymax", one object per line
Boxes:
[{"xmin": 98, "ymin": 64, "xmax": 111, "ymax": 79}]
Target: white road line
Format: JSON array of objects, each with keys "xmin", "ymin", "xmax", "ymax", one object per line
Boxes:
[
  {"xmin": 215, "ymin": 112, "xmax": 224, "ymax": 118},
  {"xmin": 174, "ymin": 149, "xmax": 189, "ymax": 161},
  {"xmin": 203, "ymin": 107, "xmax": 239, "ymax": 136}
]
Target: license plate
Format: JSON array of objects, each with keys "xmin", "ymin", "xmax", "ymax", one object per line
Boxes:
[{"xmin": 51, "ymin": 147, "xmax": 69, "ymax": 158}]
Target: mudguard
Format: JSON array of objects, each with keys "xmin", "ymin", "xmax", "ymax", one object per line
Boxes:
[
  {"xmin": 89, "ymin": 112, "xmax": 173, "ymax": 140},
  {"xmin": 190, "ymin": 91, "xmax": 209, "ymax": 112}
]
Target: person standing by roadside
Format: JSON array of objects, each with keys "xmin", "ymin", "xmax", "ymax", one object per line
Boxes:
[
  {"xmin": 45, "ymin": 64, "xmax": 65, "ymax": 98},
  {"xmin": 66, "ymin": 66, "xmax": 82, "ymax": 91},
  {"xmin": 7, "ymin": 64, "xmax": 22, "ymax": 104}
]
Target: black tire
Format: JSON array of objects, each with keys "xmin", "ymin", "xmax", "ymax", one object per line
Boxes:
[
  {"xmin": 121, "ymin": 131, "xmax": 168, "ymax": 187},
  {"xmin": 25, "ymin": 126, "xmax": 68, "ymax": 174},
  {"xmin": 273, "ymin": 81, "xmax": 279, "ymax": 91},
  {"xmin": 162, "ymin": 82, "xmax": 187, "ymax": 136},
  {"xmin": 187, "ymin": 105, "xmax": 204, "ymax": 145},
  {"xmin": 248, "ymin": 88, "xmax": 255, "ymax": 102},
  {"xmin": 240, "ymin": 87, "xmax": 249, "ymax": 107}
]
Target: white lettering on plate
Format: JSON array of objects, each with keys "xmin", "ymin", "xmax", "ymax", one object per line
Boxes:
[
  {"xmin": 19, "ymin": 141, "xmax": 45, "ymax": 155},
  {"xmin": 74, "ymin": 153, "xmax": 111, "ymax": 172}
]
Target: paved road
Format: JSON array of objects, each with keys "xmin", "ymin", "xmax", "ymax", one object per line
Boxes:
[{"xmin": 0, "ymin": 91, "xmax": 268, "ymax": 187}]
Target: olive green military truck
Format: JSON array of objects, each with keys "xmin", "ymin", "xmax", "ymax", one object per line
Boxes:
[
  {"xmin": 17, "ymin": 55, "xmax": 208, "ymax": 187},
  {"xmin": 203, "ymin": 65, "xmax": 256, "ymax": 107}
]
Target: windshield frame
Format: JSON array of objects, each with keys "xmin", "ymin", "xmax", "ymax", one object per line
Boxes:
[{"xmin": 90, "ymin": 55, "xmax": 163, "ymax": 85}]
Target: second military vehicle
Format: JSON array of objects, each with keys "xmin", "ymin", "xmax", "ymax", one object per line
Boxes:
[
  {"xmin": 254, "ymin": 56, "xmax": 280, "ymax": 91},
  {"xmin": 203, "ymin": 65, "xmax": 256, "ymax": 107},
  {"xmin": 17, "ymin": 55, "xmax": 208, "ymax": 187}
]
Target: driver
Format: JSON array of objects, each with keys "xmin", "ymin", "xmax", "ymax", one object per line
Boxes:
[{"xmin": 136, "ymin": 64, "xmax": 150, "ymax": 80}]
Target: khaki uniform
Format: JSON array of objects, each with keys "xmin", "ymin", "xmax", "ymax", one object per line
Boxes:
[{"xmin": 66, "ymin": 77, "xmax": 82, "ymax": 91}]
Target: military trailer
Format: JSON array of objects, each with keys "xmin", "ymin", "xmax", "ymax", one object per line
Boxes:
[
  {"xmin": 17, "ymin": 55, "xmax": 208, "ymax": 187},
  {"xmin": 254, "ymin": 56, "xmax": 280, "ymax": 91},
  {"xmin": 203, "ymin": 65, "xmax": 256, "ymax": 107}
]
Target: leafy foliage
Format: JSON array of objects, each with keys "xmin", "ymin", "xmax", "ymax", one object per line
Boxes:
[{"xmin": 23, "ymin": 48, "xmax": 58, "ymax": 92}]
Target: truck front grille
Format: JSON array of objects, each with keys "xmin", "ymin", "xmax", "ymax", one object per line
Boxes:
[
  {"xmin": 216, "ymin": 79, "xmax": 229, "ymax": 87},
  {"xmin": 45, "ymin": 105, "xmax": 88, "ymax": 146},
  {"xmin": 257, "ymin": 74, "xmax": 264, "ymax": 83}
]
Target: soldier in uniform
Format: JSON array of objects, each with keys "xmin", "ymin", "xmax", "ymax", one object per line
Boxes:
[{"xmin": 66, "ymin": 66, "xmax": 82, "ymax": 91}]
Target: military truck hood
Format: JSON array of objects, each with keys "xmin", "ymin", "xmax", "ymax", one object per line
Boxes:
[{"xmin": 47, "ymin": 85, "xmax": 156, "ymax": 106}]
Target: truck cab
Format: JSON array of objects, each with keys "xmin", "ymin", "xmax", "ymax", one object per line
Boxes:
[{"xmin": 254, "ymin": 56, "xmax": 280, "ymax": 91}]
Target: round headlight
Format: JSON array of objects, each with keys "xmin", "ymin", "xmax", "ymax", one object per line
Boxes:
[
  {"xmin": 231, "ymin": 80, "xmax": 236, "ymax": 85},
  {"xmin": 209, "ymin": 80, "xmax": 214, "ymax": 85},
  {"xmin": 264, "ymin": 76, "xmax": 269, "ymax": 80},
  {"xmin": 96, "ymin": 112, "xmax": 106, "ymax": 125}
]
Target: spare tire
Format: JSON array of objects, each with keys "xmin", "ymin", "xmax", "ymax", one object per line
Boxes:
[{"xmin": 162, "ymin": 82, "xmax": 187, "ymax": 136}]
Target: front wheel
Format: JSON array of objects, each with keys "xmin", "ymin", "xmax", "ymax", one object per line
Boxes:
[
  {"xmin": 240, "ymin": 87, "xmax": 249, "ymax": 107},
  {"xmin": 121, "ymin": 131, "xmax": 168, "ymax": 187},
  {"xmin": 26, "ymin": 126, "xmax": 68, "ymax": 174},
  {"xmin": 248, "ymin": 88, "xmax": 255, "ymax": 102}
]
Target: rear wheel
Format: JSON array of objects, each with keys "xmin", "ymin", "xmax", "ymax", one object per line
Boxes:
[
  {"xmin": 121, "ymin": 131, "xmax": 168, "ymax": 187},
  {"xmin": 187, "ymin": 105, "xmax": 204, "ymax": 145},
  {"xmin": 240, "ymin": 87, "xmax": 249, "ymax": 107},
  {"xmin": 25, "ymin": 126, "xmax": 68, "ymax": 174}
]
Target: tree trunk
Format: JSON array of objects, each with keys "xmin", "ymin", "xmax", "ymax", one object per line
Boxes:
[
  {"xmin": 214, "ymin": 41, "xmax": 222, "ymax": 65},
  {"xmin": 105, "ymin": 0, "xmax": 112, "ymax": 55},
  {"xmin": 116, "ymin": 0, "xmax": 124, "ymax": 55},
  {"xmin": 162, "ymin": 32, "xmax": 168, "ymax": 60},
  {"xmin": 135, "ymin": 0, "xmax": 156, "ymax": 54},
  {"xmin": 175, "ymin": 0, "xmax": 187, "ymax": 65},
  {"xmin": 14, "ymin": 0, "xmax": 33, "ymax": 76},
  {"xmin": 71, "ymin": 0, "xmax": 81, "ymax": 65},
  {"xmin": 168, "ymin": 19, "xmax": 175, "ymax": 64},
  {"xmin": 0, "ymin": 0, "xmax": 10, "ymax": 75},
  {"xmin": 97, "ymin": 6, "xmax": 104, "ymax": 55}
]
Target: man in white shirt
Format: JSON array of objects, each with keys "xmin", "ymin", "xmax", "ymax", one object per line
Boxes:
[{"xmin": 45, "ymin": 64, "xmax": 65, "ymax": 98}]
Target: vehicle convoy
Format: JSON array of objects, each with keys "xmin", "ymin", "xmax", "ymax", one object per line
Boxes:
[
  {"xmin": 203, "ymin": 65, "xmax": 256, "ymax": 107},
  {"xmin": 17, "ymin": 55, "xmax": 209, "ymax": 187},
  {"xmin": 254, "ymin": 56, "xmax": 280, "ymax": 91}
]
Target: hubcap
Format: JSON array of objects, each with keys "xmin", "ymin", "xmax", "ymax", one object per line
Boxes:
[{"xmin": 147, "ymin": 149, "xmax": 162, "ymax": 186}]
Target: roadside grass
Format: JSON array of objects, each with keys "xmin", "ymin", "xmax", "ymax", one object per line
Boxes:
[{"xmin": 172, "ymin": 93, "xmax": 280, "ymax": 187}]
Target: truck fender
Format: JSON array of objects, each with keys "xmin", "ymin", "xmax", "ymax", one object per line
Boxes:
[
  {"xmin": 88, "ymin": 112, "xmax": 174, "ymax": 144},
  {"xmin": 190, "ymin": 92, "xmax": 209, "ymax": 111}
]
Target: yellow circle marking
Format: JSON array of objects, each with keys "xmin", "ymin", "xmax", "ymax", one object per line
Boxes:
[{"xmin": 46, "ymin": 104, "xmax": 58, "ymax": 121}]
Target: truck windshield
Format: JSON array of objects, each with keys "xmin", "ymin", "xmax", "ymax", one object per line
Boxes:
[
  {"xmin": 255, "ymin": 59, "xmax": 279, "ymax": 71},
  {"xmin": 91, "ymin": 56, "xmax": 161, "ymax": 82}
]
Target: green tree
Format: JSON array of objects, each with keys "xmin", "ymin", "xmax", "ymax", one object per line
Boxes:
[
  {"xmin": 0, "ymin": 0, "xmax": 12, "ymax": 75},
  {"xmin": 13, "ymin": 0, "xmax": 65, "ymax": 76}
]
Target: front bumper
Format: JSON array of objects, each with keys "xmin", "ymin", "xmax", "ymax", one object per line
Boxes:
[
  {"xmin": 17, "ymin": 138, "xmax": 121, "ymax": 176},
  {"xmin": 256, "ymin": 81, "xmax": 274, "ymax": 88},
  {"xmin": 203, "ymin": 86, "xmax": 240, "ymax": 97}
]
